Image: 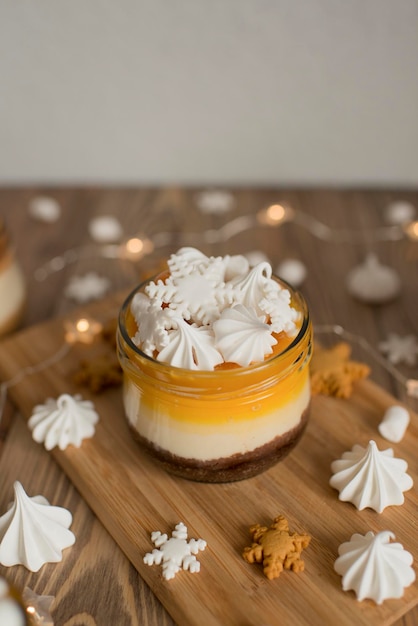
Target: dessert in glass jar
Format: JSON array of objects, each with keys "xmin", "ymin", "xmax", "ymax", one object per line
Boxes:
[
  {"xmin": 117, "ymin": 247, "xmax": 312, "ymax": 482},
  {"xmin": 0, "ymin": 219, "xmax": 26, "ymax": 337}
]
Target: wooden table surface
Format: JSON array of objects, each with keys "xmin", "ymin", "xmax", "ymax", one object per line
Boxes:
[{"xmin": 0, "ymin": 187, "xmax": 417, "ymax": 626}]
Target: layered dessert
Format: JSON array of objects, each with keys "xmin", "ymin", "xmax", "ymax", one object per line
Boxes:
[
  {"xmin": 117, "ymin": 247, "xmax": 312, "ymax": 482},
  {"xmin": 0, "ymin": 220, "xmax": 26, "ymax": 337}
]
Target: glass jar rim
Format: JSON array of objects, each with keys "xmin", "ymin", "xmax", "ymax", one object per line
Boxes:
[{"xmin": 118, "ymin": 274, "xmax": 311, "ymax": 379}]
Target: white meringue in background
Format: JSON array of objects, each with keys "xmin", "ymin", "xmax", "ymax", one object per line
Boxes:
[
  {"xmin": 28, "ymin": 393, "xmax": 99, "ymax": 450},
  {"xmin": 276, "ymin": 258, "xmax": 307, "ymax": 288},
  {"xmin": 378, "ymin": 405, "xmax": 410, "ymax": 443},
  {"xmin": 330, "ymin": 440, "xmax": 413, "ymax": 513},
  {"xmin": 0, "ymin": 482, "xmax": 75, "ymax": 572},
  {"xmin": 384, "ymin": 200, "xmax": 416, "ymax": 225},
  {"xmin": 346, "ymin": 254, "xmax": 401, "ymax": 304},
  {"xmin": 88, "ymin": 215, "xmax": 123, "ymax": 243},
  {"xmin": 195, "ymin": 189, "xmax": 236, "ymax": 214},
  {"xmin": 334, "ymin": 530, "xmax": 415, "ymax": 604},
  {"xmin": 28, "ymin": 196, "xmax": 61, "ymax": 223}
]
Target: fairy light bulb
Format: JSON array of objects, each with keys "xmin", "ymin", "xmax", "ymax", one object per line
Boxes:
[
  {"xmin": 257, "ymin": 204, "xmax": 294, "ymax": 226},
  {"xmin": 122, "ymin": 237, "xmax": 154, "ymax": 260},
  {"xmin": 64, "ymin": 317, "xmax": 102, "ymax": 344},
  {"xmin": 404, "ymin": 220, "xmax": 418, "ymax": 240}
]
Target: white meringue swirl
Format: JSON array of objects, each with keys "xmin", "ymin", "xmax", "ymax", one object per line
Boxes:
[
  {"xmin": 330, "ymin": 440, "xmax": 413, "ymax": 513},
  {"xmin": 334, "ymin": 530, "xmax": 415, "ymax": 604},
  {"xmin": 28, "ymin": 393, "xmax": 99, "ymax": 450},
  {"xmin": 0, "ymin": 481, "xmax": 75, "ymax": 572},
  {"xmin": 213, "ymin": 305, "xmax": 277, "ymax": 367}
]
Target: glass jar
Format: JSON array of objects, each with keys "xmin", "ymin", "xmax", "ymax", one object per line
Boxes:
[
  {"xmin": 0, "ymin": 219, "xmax": 26, "ymax": 337},
  {"xmin": 117, "ymin": 276, "xmax": 312, "ymax": 483}
]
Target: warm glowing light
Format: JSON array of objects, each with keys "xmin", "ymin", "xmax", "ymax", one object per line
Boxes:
[
  {"xmin": 64, "ymin": 317, "xmax": 103, "ymax": 344},
  {"xmin": 403, "ymin": 220, "xmax": 418, "ymax": 240},
  {"xmin": 126, "ymin": 238, "xmax": 144, "ymax": 254},
  {"xmin": 76, "ymin": 318, "xmax": 91, "ymax": 333},
  {"xmin": 26, "ymin": 606, "xmax": 36, "ymax": 614},
  {"xmin": 268, "ymin": 204, "xmax": 286, "ymax": 222},
  {"xmin": 257, "ymin": 204, "xmax": 294, "ymax": 226},
  {"xmin": 406, "ymin": 379, "xmax": 418, "ymax": 398},
  {"xmin": 122, "ymin": 236, "xmax": 154, "ymax": 260}
]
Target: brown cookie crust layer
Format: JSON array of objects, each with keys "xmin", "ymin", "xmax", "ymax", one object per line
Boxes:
[{"xmin": 128, "ymin": 405, "xmax": 310, "ymax": 483}]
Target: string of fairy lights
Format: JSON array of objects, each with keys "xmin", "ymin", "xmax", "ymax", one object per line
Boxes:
[
  {"xmin": 33, "ymin": 203, "xmax": 418, "ymax": 282},
  {"xmin": 1, "ymin": 201, "xmax": 417, "ymax": 436},
  {"xmin": 0, "ymin": 198, "xmax": 417, "ymax": 623}
]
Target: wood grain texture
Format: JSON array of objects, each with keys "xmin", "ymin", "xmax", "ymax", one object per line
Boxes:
[
  {"xmin": 0, "ymin": 189, "xmax": 417, "ymax": 625},
  {"xmin": 0, "ymin": 293, "xmax": 417, "ymax": 626}
]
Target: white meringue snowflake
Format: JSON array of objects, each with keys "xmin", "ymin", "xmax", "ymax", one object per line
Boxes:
[
  {"xmin": 130, "ymin": 292, "xmax": 173, "ymax": 356},
  {"xmin": 259, "ymin": 289, "xmax": 300, "ymax": 335},
  {"xmin": 379, "ymin": 333, "xmax": 418, "ymax": 366},
  {"xmin": 145, "ymin": 250, "xmax": 233, "ymax": 325},
  {"xmin": 65, "ymin": 272, "xmax": 110, "ymax": 303},
  {"xmin": 143, "ymin": 522, "xmax": 207, "ymax": 581}
]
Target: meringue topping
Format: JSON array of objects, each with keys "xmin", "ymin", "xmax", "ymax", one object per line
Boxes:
[
  {"xmin": 131, "ymin": 247, "xmax": 300, "ymax": 370},
  {"xmin": 213, "ymin": 305, "xmax": 277, "ymax": 367},
  {"xmin": 330, "ymin": 440, "xmax": 413, "ymax": 513},
  {"xmin": 28, "ymin": 393, "xmax": 99, "ymax": 450},
  {"xmin": 0, "ymin": 482, "xmax": 75, "ymax": 572},
  {"xmin": 334, "ymin": 530, "xmax": 415, "ymax": 604}
]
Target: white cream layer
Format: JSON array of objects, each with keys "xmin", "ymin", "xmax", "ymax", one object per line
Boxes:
[
  {"xmin": 0, "ymin": 261, "xmax": 25, "ymax": 327},
  {"xmin": 123, "ymin": 378, "xmax": 310, "ymax": 461}
]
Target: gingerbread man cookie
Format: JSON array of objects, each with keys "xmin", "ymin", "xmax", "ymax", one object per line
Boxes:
[
  {"xmin": 310, "ymin": 342, "xmax": 370, "ymax": 398},
  {"xmin": 243, "ymin": 515, "xmax": 311, "ymax": 580}
]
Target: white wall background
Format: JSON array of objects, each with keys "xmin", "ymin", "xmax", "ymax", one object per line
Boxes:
[{"xmin": 0, "ymin": 0, "xmax": 417, "ymax": 186}]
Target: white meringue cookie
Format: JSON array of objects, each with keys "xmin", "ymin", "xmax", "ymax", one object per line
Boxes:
[
  {"xmin": 378, "ymin": 405, "xmax": 410, "ymax": 443},
  {"xmin": 276, "ymin": 258, "xmax": 307, "ymax": 287},
  {"xmin": 28, "ymin": 196, "xmax": 61, "ymax": 223},
  {"xmin": 346, "ymin": 254, "xmax": 401, "ymax": 304},
  {"xmin": 213, "ymin": 305, "xmax": 277, "ymax": 367},
  {"xmin": 330, "ymin": 440, "xmax": 413, "ymax": 513},
  {"xmin": 384, "ymin": 200, "xmax": 416, "ymax": 225},
  {"xmin": 0, "ymin": 482, "xmax": 75, "ymax": 572},
  {"xmin": 157, "ymin": 317, "xmax": 223, "ymax": 370},
  {"xmin": 334, "ymin": 530, "xmax": 415, "ymax": 604},
  {"xmin": 88, "ymin": 215, "xmax": 123, "ymax": 243},
  {"xmin": 28, "ymin": 393, "xmax": 99, "ymax": 450}
]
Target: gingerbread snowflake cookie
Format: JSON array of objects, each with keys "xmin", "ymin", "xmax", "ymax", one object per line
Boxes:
[
  {"xmin": 73, "ymin": 354, "xmax": 122, "ymax": 393},
  {"xmin": 243, "ymin": 515, "xmax": 311, "ymax": 580},
  {"xmin": 143, "ymin": 522, "xmax": 207, "ymax": 580},
  {"xmin": 310, "ymin": 342, "xmax": 370, "ymax": 398}
]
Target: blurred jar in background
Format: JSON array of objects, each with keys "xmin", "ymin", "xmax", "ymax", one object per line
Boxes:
[{"xmin": 0, "ymin": 219, "xmax": 26, "ymax": 337}]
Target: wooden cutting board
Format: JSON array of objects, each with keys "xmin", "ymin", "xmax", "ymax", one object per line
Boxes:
[{"xmin": 0, "ymin": 293, "xmax": 417, "ymax": 626}]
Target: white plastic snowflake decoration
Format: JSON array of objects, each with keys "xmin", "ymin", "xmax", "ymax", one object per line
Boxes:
[
  {"xmin": 379, "ymin": 333, "xmax": 418, "ymax": 366},
  {"xmin": 143, "ymin": 522, "xmax": 207, "ymax": 580}
]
